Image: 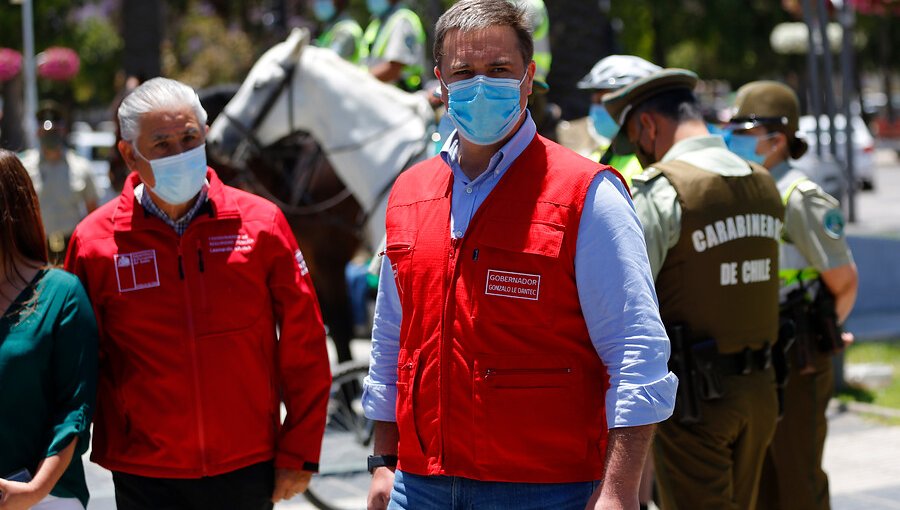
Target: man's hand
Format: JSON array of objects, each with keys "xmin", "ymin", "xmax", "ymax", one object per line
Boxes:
[
  {"xmin": 367, "ymin": 466, "xmax": 395, "ymax": 510},
  {"xmin": 586, "ymin": 425, "xmax": 655, "ymax": 510},
  {"xmin": 0, "ymin": 478, "xmax": 43, "ymax": 510},
  {"xmin": 271, "ymin": 469, "xmax": 313, "ymax": 503}
]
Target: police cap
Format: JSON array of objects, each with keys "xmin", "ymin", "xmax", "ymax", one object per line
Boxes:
[
  {"xmin": 602, "ymin": 68, "xmax": 698, "ymax": 153},
  {"xmin": 729, "ymin": 80, "xmax": 800, "ymax": 134}
]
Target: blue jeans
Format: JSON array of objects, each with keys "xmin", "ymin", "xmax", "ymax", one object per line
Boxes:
[{"xmin": 388, "ymin": 470, "xmax": 600, "ymax": 510}]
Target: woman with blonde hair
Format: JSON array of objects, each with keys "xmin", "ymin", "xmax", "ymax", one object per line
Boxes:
[{"xmin": 0, "ymin": 149, "xmax": 98, "ymax": 510}]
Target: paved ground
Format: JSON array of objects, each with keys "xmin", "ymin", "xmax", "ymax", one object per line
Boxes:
[{"xmin": 81, "ymin": 151, "xmax": 900, "ymax": 509}]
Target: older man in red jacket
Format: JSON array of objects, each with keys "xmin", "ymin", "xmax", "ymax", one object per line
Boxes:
[{"xmin": 65, "ymin": 77, "xmax": 331, "ymax": 510}]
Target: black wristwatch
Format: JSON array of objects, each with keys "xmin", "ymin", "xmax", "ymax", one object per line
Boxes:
[{"xmin": 367, "ymin": 454, "xmax": 398, "ymax": 474}]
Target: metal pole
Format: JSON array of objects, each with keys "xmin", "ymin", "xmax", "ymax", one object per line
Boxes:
[
  {"xmin": 20, "ymin": 0, "xmax": 38, "ymax": 149},
  {"xmin": 816, "ymin": 0, "xmax": 839, "ymax": 159},
  {"xmin": 840, "ymin": 0, "xmax": 856, "ymax": 222},
  {"xmin": 801, "ymin": 0, "xmax": 823, "ymax": 157}
]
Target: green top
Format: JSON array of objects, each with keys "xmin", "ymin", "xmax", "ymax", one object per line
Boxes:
[{"xmin": 0, "ymin": 268, "xmax": 98, "ymax": 507}]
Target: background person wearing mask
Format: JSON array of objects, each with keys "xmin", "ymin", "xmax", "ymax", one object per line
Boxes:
[
  {"xmin": 576, "ymin": 54, "xmax": 661, "ymax": 186},
  {"xmin": 363, "ymin": 0, "xmax": 426, "ymax": 91},
  {"xmin": 20, "ymin": 102, "xmax": 98, "ymax": 264},
  {"xmin": 363, "ymin": 1, "xmax": 676, "ymax": 508},
  {"xmin": 604, "ymin": 69, "xmax": 784, "ymax": 510},
  {"xmin": 64, "ymin": 77, "xmax": 331, "ymax": 510},
  {"xmin": 313, "ymin": 0, "xmax": 364, "ymax": 64},
  {"xmin": 0, "ymin": 149, "xmax": 98, "ymax": 510},
  {"xmin": 727, "ymin": 80, "xmax": 859, "ymax": 510}
]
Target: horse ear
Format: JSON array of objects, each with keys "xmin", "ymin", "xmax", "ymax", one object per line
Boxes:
[{"xmin": 285, "ymin": 28, "xmax": 310, "ymax": 61}]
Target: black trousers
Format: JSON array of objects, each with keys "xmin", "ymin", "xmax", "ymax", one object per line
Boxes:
[{"xmin": 112, "ymin": 461, "xmax": 275, "ymax": 510}]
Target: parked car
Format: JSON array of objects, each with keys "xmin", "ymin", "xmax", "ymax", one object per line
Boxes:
[
  {"xmin": 68, "ymin": 128, "xmax": 116, "ymax": 202},
  {"xmin": 796, "ymin": 113, "xmax": 876, "ymax": 192}
]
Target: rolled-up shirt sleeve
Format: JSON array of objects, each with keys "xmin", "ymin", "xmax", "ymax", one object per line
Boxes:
[
  {"xmin": 576, "ymin": 172, "xmax": 678, "ymax": 429},
  {"xmin": 362, "ymin": 254, "xmax": 402, "ymax": 422}
]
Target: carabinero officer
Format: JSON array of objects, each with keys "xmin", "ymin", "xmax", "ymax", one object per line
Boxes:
[
  {"xmin": 727, "ymin": 80, "xmax": 859, "ymax": 510},
  {"xmin": 603, "ymin": 69, "xmax": 785, "ymax": 510}
]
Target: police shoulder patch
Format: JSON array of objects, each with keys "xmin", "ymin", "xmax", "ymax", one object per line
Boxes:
[{"xmin": 822, "ymin": 208, "xmax": 845, "ymax": 239}]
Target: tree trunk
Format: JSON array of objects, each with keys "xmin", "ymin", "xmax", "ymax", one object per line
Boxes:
[
  {"xmin": 0, "ymin": 75, "xmax": 26, "ymax": 151},
  {"xmin": 545, "ymin": 0, "xmax": 612, "ymax": 120},
  {"xmin": 122, "ymin": 0, "xmax": 162, "ymax": 81}
]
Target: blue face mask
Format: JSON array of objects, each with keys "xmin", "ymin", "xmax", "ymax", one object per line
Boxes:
[
  {"xmin": 726, "ymin": 134, "xmax": 768, "ymax": 165},
  {"xmin": 135, "ymin": 144, "xmax": 208, "ymax": 205},
  {"xmin": 313, "ymin": 0, "xmax": 336, "ymax": 21},
  {"xmin": 366, "ymin": 0, "xmax": 390, "ymax": 16},
  {"xmin": 589, "ymin": 104, "xmax": 619, "ymax": 141},
  {"xmin": 443, "ymin": 73, "xmax": 527, "ymax": 146}
]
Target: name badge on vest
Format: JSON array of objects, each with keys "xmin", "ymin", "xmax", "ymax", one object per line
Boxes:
[
  {"xmin": 114, "ymin": 249, "xmax": 161, "ymax": 293},
  {"xmin": 485, "ymin": 269, "xmax": 541, "ymax": 301}
]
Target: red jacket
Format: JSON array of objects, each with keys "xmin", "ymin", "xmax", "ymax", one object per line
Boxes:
[
  {"xmin": 65, "ymin": 169, "xmax": 331, "ymax": 478},
  {"xmin": 385, "ymin": 135, "xmax": 612, "ymax": 483}
]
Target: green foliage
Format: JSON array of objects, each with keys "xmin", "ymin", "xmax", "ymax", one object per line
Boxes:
[
  {"xmin": 162, "ymin": 3, "xmax": 256, "ymax": 89},
  {"xmin": 608, "ymin": 0, "xmax": 793, "ymax": 86},
  {"xmin": 71, "ymin": 15, "xmax": 122, "ymax": 105}
]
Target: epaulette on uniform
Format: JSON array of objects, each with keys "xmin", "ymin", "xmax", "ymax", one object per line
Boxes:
[
  {"xmin": 796, "ymin": 179, "xmax": 820, "ymax": 196},
  {"xmin": 630, "ymin": 167, "xmax": 663, "ymax": 186}
]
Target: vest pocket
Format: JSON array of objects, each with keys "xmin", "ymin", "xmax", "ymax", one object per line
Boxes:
[
  {"xmin": 473, "ymin": 354, "xmax": 588, "ymax": 470},
  {"xmin": 395, "ymin": 348, "xmax": 427, "ymax": 460},
  {"xmin": 384, "ymin": 229, "xmax": 416, "ymax": 300},
  {"xmin": 470, "ymin": 221, "xmax": 565, "ymax": 328}
]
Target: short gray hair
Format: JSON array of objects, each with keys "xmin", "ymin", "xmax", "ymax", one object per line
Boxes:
[
  {"xmin": 118, "ymin": 77, "xmax": 208, "ymax": 142},
  {"xmin": 434, "ymin": 0, "xmax": 534, "ymax": 70}
]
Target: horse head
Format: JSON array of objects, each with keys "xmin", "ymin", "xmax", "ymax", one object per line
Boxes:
[
  {"xmin": 207, "ymin": 28, "xmax": 310, "ymax": 168},
  {"xmin": 208, "ymin": 26, "xmax": 433, "ymax": 245}
]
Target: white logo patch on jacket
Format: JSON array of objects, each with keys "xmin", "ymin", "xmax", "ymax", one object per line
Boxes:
[
  {"xmin": 485, "ymin": 269, "xmax": 541, "ymax": 301},
  {"xmin": 114, "ymin": 250, "xmax": 161, "ymax": 293}
]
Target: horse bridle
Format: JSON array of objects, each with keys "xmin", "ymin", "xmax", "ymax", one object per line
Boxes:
[
  {"xmin": 218, "ymin": 55, "xmax": 430, "ymax": 234},
  {"xmin": 219, "ymin": 60, "xmax": 356, "ymax": 217}
]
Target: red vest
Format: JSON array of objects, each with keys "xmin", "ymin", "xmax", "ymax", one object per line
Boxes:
[{"xmin": 385, "ymin": 135, "xmax": 618, "ymax": 483}]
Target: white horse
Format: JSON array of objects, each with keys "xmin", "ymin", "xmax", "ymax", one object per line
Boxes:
[{"xmin": 207, "ymin": 27, "xmax": 433, "ymax": 247}]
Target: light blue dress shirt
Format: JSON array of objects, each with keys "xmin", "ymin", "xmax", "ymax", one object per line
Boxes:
[{"xmin": 362, "ymin": 111, "xmax": 677, "ymax": 429}]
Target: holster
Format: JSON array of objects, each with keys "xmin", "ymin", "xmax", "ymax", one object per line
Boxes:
[
  {"xmin": 667, "ymin": 324, "xmax": 702, "ymax": 425},
  {"xmin": 811, "ymin": 284, "xmax": 843, "ymax": 355},
  {"xmin": 781, "ymin": 287, "xmax": 816, "ymax": 375}
]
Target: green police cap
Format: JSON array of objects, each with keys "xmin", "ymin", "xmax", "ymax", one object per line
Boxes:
[
  {"xmin": 729, "ymin": 80, "xmax": 800, "ymax": 134},
  {"xmin": 602, "ymin": 68, "xmax": 698, "ymax": 154}
]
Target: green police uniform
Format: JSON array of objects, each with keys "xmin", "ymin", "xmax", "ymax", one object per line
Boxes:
[
  {"xmin": 317, "ymin": 14, "xmax": 365, "ymax": 64},
  {"xmin": 363, "ymin": 3, "xmax": 426, "ymax": 91},
  {"xmin": 632, "ymin": 137, "xmax": 782, "ymax": 510},
  {"xmin": 604, "ymin": 70, "xmax": 784, "ymax": 510},
  {"xmin": 755, "ymin": 161, "xmax": 853, "ymax": 510}
]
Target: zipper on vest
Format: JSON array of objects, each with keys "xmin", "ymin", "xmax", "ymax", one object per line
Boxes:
[
  {"xmin": 196, "ymin": 240, "xmax": 205, "ymax": 273},
  {"xmin": 472, "ymin": 248, "xmax": 478, "ymax": 261},
  {"xmin": 483, "ymin": 367, "xmax": 572, "ymax": 380}
]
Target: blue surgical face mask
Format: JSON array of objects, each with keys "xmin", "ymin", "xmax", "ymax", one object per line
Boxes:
[
  {"xmin": 726, "ymin": 133, "xmax": 770, "ymax": 165},
  {"xmin": 135, "ymin": 144, "xmax": 208, "ymax": 205},
  {"xmin": 442, "ymin": 73, "xmax": 527, "ymax": 146},
  {"xmin": 366, "ymin": 0, "xmax": 390, "ymax": 16},
  {"xmin": 313, "ymin": 0, "xmax": 336, "ymax": 21},
  {"xmin": 589, "ymin": 104, "xmax": 619, "ymax": 141}
]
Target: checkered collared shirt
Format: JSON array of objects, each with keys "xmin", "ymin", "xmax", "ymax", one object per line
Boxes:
[{"xmin": 135, "ymin": 182, "xmax": 210, "ymax": 236}]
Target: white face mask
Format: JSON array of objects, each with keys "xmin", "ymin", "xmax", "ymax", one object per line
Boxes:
[{"xmin": 134, "ymin": 144, "xmax": 208, "ymax": 205}]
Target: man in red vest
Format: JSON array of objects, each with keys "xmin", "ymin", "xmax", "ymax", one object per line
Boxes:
[{"xmin": 362, "ymin": 1, "xmax": 677, "ymax": 508}]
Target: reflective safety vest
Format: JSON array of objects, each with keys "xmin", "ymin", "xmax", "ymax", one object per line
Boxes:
[
  {"xmin": 590, "ymin": 147, "xmax": 643, "ymax": 187},
  {"xmin": 777, "ymin": 172, "xmax": 821, "ymax": 301},
  {"xmin": 317, "ymin": 17, "xmax": 364, "ymax": 64},
  {"xmin": 518, "ymin": 0, "xmax": 552, "ymax": 82},
  {"xmin": 385, "ymin": 135, "xmax": 619, "ymax": 483},
  {"xmin": 363, "ymin": 7, "xmax": 426, "ymax": 91}
]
